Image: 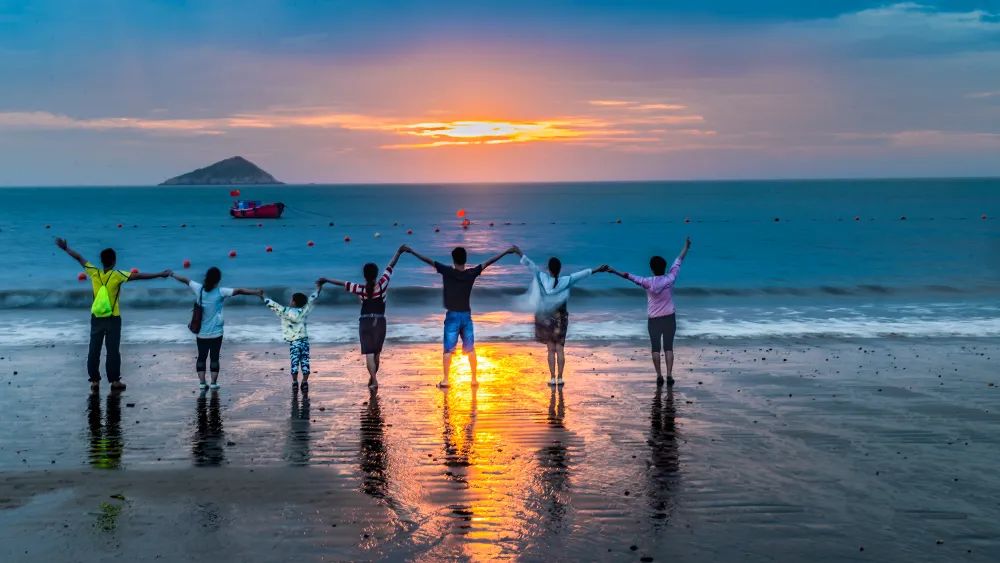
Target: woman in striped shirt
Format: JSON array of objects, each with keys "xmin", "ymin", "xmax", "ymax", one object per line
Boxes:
[{"xmin": 319, "ymin": 245, "xmax": 404, "ymax": 388}]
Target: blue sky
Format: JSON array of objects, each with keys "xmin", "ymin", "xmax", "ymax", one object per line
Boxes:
[{"xmin": 0, "ymin": 1, "xmax": 998, "ymax": 184}]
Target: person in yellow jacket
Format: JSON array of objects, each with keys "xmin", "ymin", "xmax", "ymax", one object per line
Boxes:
[{"xmin": 56, "ymin": 238, "xmax": 171, "ymax": 392}]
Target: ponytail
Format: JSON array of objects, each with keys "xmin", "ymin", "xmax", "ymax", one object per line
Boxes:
[
  {"xmin": 362, "ymin": 263, "xmax": 379, "ymax": 300},
  {"xmin": 547, "ymin": 257, "xmax": 562, "ymax": 288}
]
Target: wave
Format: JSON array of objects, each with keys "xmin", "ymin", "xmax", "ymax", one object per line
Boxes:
[
  {"xmin": 1, "ymin": 283, "xmax": 997, "ymax": 309},
  {"xmin": 4, "ymin": 315, "xmax": 999, "ymax": 346}
]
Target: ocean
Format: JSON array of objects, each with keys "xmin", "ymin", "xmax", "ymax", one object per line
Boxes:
[{"xmin": 1, "ymin": 178, "xmax": 998, "ymax": 345}]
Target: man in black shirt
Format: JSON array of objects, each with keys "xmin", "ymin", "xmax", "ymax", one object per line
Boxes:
[{"xmin": 403, "ymin": 244, "xmax": 518, "ymax": 387}]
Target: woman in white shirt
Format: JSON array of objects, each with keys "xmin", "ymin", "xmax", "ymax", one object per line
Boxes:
[
  {"xmin": 515, "ymin": 246, "xmax": 607, "ymax": 386},
  {"xmin": 171, "ymin": 267, "xmax": 262, "ymax": 389}
]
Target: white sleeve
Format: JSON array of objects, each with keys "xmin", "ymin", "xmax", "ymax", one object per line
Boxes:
[
  {"xmin": 188, "ymin": 281, "xmax": 202, "ymax": 295},
  {"xmin": 220, "ymin": 287, "xmax": 235, "ymax": 298}
]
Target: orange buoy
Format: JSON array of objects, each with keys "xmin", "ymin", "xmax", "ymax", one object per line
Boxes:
[
  {"xmin": 406, "ymin": 229, "xmax": 413, "ymax": 235},
  {"xmin": 265, "ymin": 245, "xmax": 273, "ymax": 253},
  {"xmin": 77, "ymin": 272, "xmax": 87, "ymax": 282},
  {"xmin": 307, "ymin": 240, "xmax": 315, "ymax": 247},
  {"xmin": 130, "ymin": 268, "xmax": 139, "ymax": 274},
  {"xmin": 229, "ymin": 250, "xmax": 237, "ymax": 258},
  {"xmin": 456, "ymin": 209, "xmax": 466, "ymax": 218},
  {"xmin": 182, "ymin": 259, "xmax": 191, "ymax": 268}
]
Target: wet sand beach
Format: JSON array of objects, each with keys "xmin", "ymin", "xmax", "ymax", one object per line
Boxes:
[{"xmin": 1, "ymin": 340, "xmax": 999, "ymax": 562}]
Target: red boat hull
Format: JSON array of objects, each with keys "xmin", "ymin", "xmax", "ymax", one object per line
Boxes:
[{"xmin": 230, "ymin": 202, "xmax": 285, "ymax": 219}]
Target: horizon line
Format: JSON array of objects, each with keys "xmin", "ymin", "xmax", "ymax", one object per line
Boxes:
[{"xmin": 2, "ymin": 174, "xmax": 999, "ymax": 188}]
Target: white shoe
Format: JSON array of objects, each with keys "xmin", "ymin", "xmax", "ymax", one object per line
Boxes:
[
  {"xmin": 199, "ymin": 383, "xmax": 208, "ymax": 390},
  {"xmin": 548, "ymin": 378, "xmax": 556, "ymax": 386},
  {"xmin": 209, "ymin": 383, "xmax": 220, "ymax": 390},
  {"xmin": 557, "ymin": 378, "xmax": 565, "ymax": 386}
]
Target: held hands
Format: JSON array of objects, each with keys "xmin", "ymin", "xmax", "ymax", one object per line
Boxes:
[
  {"xmin": 510, "ymin": 245, "xmax": 523, "ymax": 256},
  {"xmin": 160, "ymin": 269, "xmax": 173, "ymax": 278},
  {"xmin": 55, "ymin": 237, "xmax": 68, "ymax": 250},
  {"xmin": 595, "ymin": 264, "xmax": 610, "ymax": 273}
]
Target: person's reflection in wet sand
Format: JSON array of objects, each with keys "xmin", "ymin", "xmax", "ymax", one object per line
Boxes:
[
  {"xmin": 441, "ymin": 385, "xmax": 478, "ymax": 532},
  {"xmin": 87, "ymin": 389, "xmax": 123, "ymax": 469},
  {"xmin": 648, "ymin": 386, "xmax": 679, "ymax": 528},
  {"xmin": 191, "ymin": 389, "xmax": 226, "ymax": 467},
  {"xmin": 359, "ymin": 388, "xmax": 390, "ymax": 499},
  {"xmin": 286, "ymin": 386, "xmax": 311, "ymax": 466},
  {"xmin": 537, "ymin": 387, "xmax": 569, "ymax": 531}
]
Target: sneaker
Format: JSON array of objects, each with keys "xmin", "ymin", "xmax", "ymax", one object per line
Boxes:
[
  {"xmin": 110, "ymin": 381, "xmax": 126, "ymax": 391},
  {"xmin": 209, "ymin": 383, "xmax": 220, "ymax": 390},
  {"xmin": 556, "ymin": 378, "xmax": 565, "ymax": 386},
  {"xmin": 547, "ymin": 378, "xmax": 556, "ymax": 387},
  {"xmin": 656, "ymin": 376, "xmax": 665, "ymax": 386},
  {"xmin": 199, "ymin": 382, "xmax": 208, "ymax": 390},
  {"xmin": 666, "ymin": 376, "xmax": 675, "ymax": 387}
]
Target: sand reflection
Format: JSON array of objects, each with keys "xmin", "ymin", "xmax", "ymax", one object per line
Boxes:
[
  {"xmin": 191, "ymin": 390, "xmax": 226, "ymax": 467},
  {"xmin": 285, "ymin": 387, "xmax": 311, "ymax": 466},
  {"xmin": 87, "ymin": 390, "xmax": 123, "ymax": 470},
  {"xmin": 648, "ymin": 386, "xmax": 679, "ymax": 527}
]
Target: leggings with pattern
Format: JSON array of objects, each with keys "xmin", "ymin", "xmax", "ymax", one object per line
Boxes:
[{"xmin": 289, "ymin": 338, "xmax": 310, "ymax": 376}]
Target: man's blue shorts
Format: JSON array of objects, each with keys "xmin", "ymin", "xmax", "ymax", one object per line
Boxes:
[{"xmin": 443, "ymin": 311, "xmax": 475, "ymax": 354}]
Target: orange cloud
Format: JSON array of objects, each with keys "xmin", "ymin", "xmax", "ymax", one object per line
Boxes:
[{"xmin": 0, "ymin": 100, "xmax": 712, "ymax": 151}]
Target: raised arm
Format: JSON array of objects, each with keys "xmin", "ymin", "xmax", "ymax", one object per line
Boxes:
[
  {"xmin": 387, "ymin": 246, "xmax": 405, "ymax": 269},
  {"xmin": 129, "ymin": 269, "xmax": 171, "ymax": 281},
  {"xmin": 678, "ymin": 237, "xmax": 692, "ymax": 261},
  {"xmin": 317, "ymin": 277, "xmax": 347, "ymax": 288},
  {"xmin": 233, "ymin": 288, "xmax": 264, "ymax": 298},
  {"xmin": 170, "ymin": 272, "xmax": 192, "ymax": 285},
  {"xmin": 402, "ymin": 245, "xmax": 435, "ymax": 267},
  {"xmin": 481, "ymin": 246, "xmax": 518, "ymax": 271},
  {"xmin": 54, "ymin": 238, "xmax": 87, "ymax": 268}
]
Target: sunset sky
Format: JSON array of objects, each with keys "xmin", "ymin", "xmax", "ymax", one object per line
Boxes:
[{"xmin": 1, "ymin": 1, "xmax": 998, "ymax": 184}]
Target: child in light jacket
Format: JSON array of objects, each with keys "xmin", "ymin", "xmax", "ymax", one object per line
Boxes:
[{"xmin": 264, "ymin": 282, "xmax": 322, "ymax": 389}]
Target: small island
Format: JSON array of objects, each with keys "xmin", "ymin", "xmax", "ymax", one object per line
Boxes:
[{"xmin": 159, "ymin": 156, "xmax": 283, "ymax": 185}]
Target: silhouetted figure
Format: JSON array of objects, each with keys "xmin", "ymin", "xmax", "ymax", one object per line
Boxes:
[
  {"xmin": 191, "ymin": 390, "xmax": 226, "ymax": 466},
  {"xmin": 648, "ymin": 387, "xmax": 679, "ymax": 527},
  {"xmin": 285, "ymin": 386, "xmax": 311, "ymax": 466},
  {"xmin": 87, "ymin": 390, "xmax": 124, "ymax": 469}
]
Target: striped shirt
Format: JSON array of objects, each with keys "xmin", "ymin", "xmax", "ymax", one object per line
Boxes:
[{"xmin": 346, "ymin": 266, "xmax": 393, "ymax": 316}]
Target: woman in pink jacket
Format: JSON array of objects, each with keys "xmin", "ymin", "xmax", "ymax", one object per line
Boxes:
[{"xmin": 608, "ymin": 237, "xmax": 691, "ymax": 387}]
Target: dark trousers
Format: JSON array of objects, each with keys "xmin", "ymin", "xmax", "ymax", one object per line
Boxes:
[
  {"xmin": 196, "ymin": 336, "xmax": 223, "ymax": 372},
  {"xmin": 88, "ymin": 315, "xmax": 123, "ymax": 382}
]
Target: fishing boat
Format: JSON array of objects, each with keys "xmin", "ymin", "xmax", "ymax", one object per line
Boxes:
[{"xmin": 230, "ymin": 200, "xmax": 285, "ymax": 219}]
